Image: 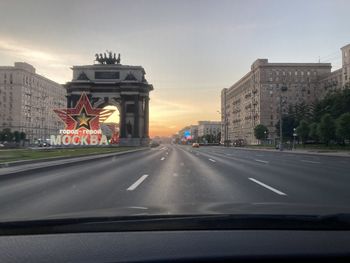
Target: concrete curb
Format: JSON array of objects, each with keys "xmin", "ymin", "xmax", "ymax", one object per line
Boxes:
[{"xmin": 0, "ymin": 148, "xmax": 149, "ymax": 178}]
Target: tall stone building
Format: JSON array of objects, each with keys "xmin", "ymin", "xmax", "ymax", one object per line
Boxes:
[
  {"xmin": 221, "ymin": 60, "xmax": 331, "ymax": 144},
  {"xmin": 341, "ymin": 43, "xmax": 350, "ymax": 88},
  {"xmin": 221, "ymin": 43, "xmax": 350, "ymax": 145},
  {"xmin": 0, "ymin": 62, "xmax": 66, "ymax": 143}
]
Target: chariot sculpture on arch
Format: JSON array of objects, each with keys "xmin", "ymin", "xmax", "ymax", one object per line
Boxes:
[{"xmin": 95, "ymin": 51, "xmax": 121, "ymax": 65}]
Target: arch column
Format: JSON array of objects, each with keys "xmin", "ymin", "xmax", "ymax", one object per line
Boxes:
[
  {"xmin": 144, "ymin": 97, "xmax": 149, "ymax": 138},
  {"xmin": 133, "ymin": 95, "xmax": 140, "ymax": 138},
  {"xmin": 120, "ymin": 96, "xmax": 126, "ymax": 138}
]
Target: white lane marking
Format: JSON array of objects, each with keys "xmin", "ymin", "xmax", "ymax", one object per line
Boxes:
[
  {"xmin": 160, "ymin": 157, "xmax": 165, "ymax": 161},
  {"xmin": 128, "ymin": 206, "xmax": 148, "ymax": 210},
  {"xmin": 209, "ymin": 158, "xmax": 216, "ymax": 163},
  {"xmin": 166, "ymin": 152, "xmax": 169, "ymax": 155},
  {"xmin": 254, "ymin": 159, "xmax": 269, "ymax": 164},
  {"xmin": 127, "ymin": 175, "xmax": 149, "ymax": 191},
  {"xmin": 249, "ymin": 178, "xmax": 287, "ymax": 196},
  {"xmin": 300, "ymin": 160, "xmax": 320, "ymax": 164},
  {"xmin": 225, "ymin": 153, "xmax": 232, "ymax": 156},
  {"xmin": 256, "ymin": 154, "xmax": 264, "ymax": 157}
]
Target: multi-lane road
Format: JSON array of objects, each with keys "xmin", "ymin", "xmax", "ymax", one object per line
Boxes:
[{"xmin": 0, "ymin": 144, "xmax": 350, "ymax": 221}]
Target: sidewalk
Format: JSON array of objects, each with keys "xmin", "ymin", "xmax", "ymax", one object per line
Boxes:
[
  {"xmin": 236, "ymin": 146, "xmax": 350, "ymax": 157},
  {"xmin": 0, "ymin": 148, "xmax": 148, "ymax": 176}
]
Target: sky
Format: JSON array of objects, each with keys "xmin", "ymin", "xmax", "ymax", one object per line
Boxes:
[{"xmin": 0, "ymin": 0, "xmax": 349, "ymax": 137}]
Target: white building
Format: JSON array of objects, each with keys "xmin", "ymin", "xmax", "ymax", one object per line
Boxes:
[
  {"xmin": 0, "ymin": 62, "xmax": 66, "ymax": 143},
  {"xmin": 198, "ymin": 121, "xmax": 221, "ymax": 137}
]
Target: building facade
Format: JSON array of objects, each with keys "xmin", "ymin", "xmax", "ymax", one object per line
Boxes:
[
  {"xmin": 0, "ymin": 62, "xmax": 66, "ymax": 143},
  {"xmin": 221, "ymin": 60, "xmax": 331, "ymax": 144},
  {"xmin": 221, "ymin": 43, "xmax": 350, "ymax": 145},
  {"xmin": 198, "ymin": 121, "xmax": 221, "ymax": 137},
  {"xmin": 341, "ymin": 43, "xmax": 350, "ymax": 88}
]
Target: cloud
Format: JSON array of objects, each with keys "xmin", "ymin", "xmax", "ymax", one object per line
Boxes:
[
  {"xmin": 0, "ymin": 38, "xmax": 61, "ymax": 63},
  {"xmin": 0, "ymin": 37, "xmax": 86, "ymax": 83}
]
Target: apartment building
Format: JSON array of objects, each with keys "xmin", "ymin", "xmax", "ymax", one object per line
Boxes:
[
  {"xmin": 0, "ymin": 62, "xmax": 66, "ymax": 143},
  {"xmin": 221, "ymin": 60, "xmax": 331, "ymax": 144},
  {"xmin": 198, "ymin": 121, "xmax": 221, "ymax": 137},
  {"xmin": 221, "ymin": 43, "xmax": 350, "ymax": 145}
]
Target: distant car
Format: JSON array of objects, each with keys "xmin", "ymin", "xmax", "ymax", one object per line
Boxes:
[
  {"xmin": 149, "ymin": 141, "xmax": 160, "ymax": 148},
  {"xmin": 233, "ymin": 139, "xmax": 245, "ymax": 147},
  {"xmin": 38, "ymin": 142, "xmax": 51, "ymax": 147},
  {"xmin": 192, "ymin": 143, "xmax": 199, "ymax": 148}
]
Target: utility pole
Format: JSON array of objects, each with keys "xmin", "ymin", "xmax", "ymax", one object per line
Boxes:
[
  {"xmin": 279, "ymin": 95, "xmax": 283, "ymax": 151},
  {"xmin": 279, "ymin": 85, "xmax": 288, "ymax": 151}
]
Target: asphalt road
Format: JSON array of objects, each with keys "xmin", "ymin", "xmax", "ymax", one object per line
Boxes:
[{"xmin": 0, "ymin": 144, "xmax": 350, "ymax": 221}]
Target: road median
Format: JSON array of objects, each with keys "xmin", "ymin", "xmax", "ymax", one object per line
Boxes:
[{"xmin": 0, "ymin": 147, "xmax": 149, "ymax": 178}]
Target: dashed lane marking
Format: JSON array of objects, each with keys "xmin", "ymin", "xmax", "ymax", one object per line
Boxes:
[
  {"xmin": 127, "ymin": 175, "xmax": 149, "ymax": 191},
  {"xmin": 300, "ymin": 160, "xmax": 320, "ymax": 164},
  {"xmin": 254, "ymin": 159, "xmax": 269, "ymax": 164},
  {"xmin": 249, "ymin": 178, "xmax": 287, "ymax": 196}
]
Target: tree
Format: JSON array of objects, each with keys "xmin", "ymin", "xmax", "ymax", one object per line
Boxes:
[
  {"xmin": 294, "ymin": 102, "xmax": 314, "ymax": 123},
  {"xmin": 204, "ymin": 134, "xmax": 215, "ymax": 143},
  {"xmin": 20, "ymin": 132, "xmax": 26, "ymax": 141},
  {"xmin": 254, "ymin": 124, "xmax": 268, "ymax": 141},
  {"xmin": 336, "ymin": 112, "xmax": 350, "ymax": 142},
  {"xmin": 216, "ymin": 132, "xmax": 221, "ymax": 143},
  {"xmin": 275, "ymin": 115, "xmax": 298, "ymax": 140},
  {"xmin": 19, "ymin": 131, "xmax": 26, "ymax": 146},
  {"xmin": 296, "ymin": 120, "xmax": 309, "ymax": 144},
  {"xmin": 317, "ymin": 113, "xmax": 336, "ymax": 145},
  {"xmin": 313, "ymin": 89, "xmax": 350, "ymax": 122},
  {"xmin": 13, "ymin": 131, "xmax": 21, "ymax": 143},
  {"xmin": 1, "ymin": 128, "xmax": 13, "ymax": 142},
  {"xmin": 308, "ymin": 122, "xmax": 319, "ymax": 142}
]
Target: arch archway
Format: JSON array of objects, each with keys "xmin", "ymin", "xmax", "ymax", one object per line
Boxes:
[{"xmin": 65, "ymin": 56, "xmax": 153, "ymax": 146}]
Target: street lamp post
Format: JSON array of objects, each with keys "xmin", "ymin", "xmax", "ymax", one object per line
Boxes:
[
  {"xmin": 279, "ymin": 96, "xmax": 283, "ymax": 151},
  {"xmin": 217, "ymin": 110, "xmax": 228, "ymax": 147},
  {"xmin": 292, "ymin": 127, "xmax": 297, "ymax": 150},
  {"xmin": 278, "ymin": 85, "xmax": 288, "ymax": 151}
]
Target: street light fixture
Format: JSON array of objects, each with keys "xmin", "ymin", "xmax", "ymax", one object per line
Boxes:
[{"xmin": 292, "ymin": 127, "xmax": 297, "ymax": 150}]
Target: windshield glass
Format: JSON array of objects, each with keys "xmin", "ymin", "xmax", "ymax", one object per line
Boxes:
[{"xmin": 0, "ymin": 0, "xmax": 350, "ymax": 224}]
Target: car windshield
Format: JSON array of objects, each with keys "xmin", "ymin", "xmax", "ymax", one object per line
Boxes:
[{"xmin": 0, "ymin": 0, "xmax": 350, "ymax": 226}]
